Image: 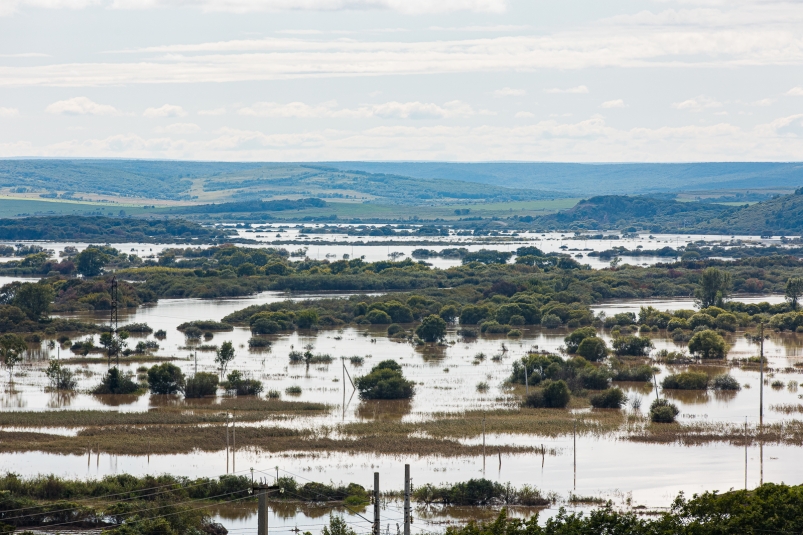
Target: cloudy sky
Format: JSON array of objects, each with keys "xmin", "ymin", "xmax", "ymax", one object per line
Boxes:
[{"xmin": 2, "ymin": 0, "xmax": 803, "ymax": 161}]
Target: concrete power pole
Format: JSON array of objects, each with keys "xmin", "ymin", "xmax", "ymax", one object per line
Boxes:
[
  {"xmin": 253, "ymin": 482, "xmax": 281, "ymax": 535},
  {"xmin": 404, "ymin": 465, "xmax": 411, "ymax": 535},
  {"xmin": 373, "ymin": 472, "xmax": 380, "ymax": 535}
]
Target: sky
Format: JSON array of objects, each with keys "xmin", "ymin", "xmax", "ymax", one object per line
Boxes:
[{"xmin": 1, "ymin": 0, "xmax": 803, "ymax": 162}]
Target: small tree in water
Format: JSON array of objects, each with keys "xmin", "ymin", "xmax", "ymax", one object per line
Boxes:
[
  {"xmin": 695, "ymin": 267, "xmax": 731, "ymax": 308},
  {"xmin": 786, "ymin": 277, "xmax": 803, "ymax": 310},
  {"xmin": 0, "ymin": 334, "xmax": 26, "ymax": 381},
  {"xmin": 45, "ymin": 360, "xmax": 77, "ymax": 391},
  {"xmin": 215, "ymin": 341, "xmax": 236, "ymax": 378}
]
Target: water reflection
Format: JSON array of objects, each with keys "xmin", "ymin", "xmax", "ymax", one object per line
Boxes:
[{"xmin": 355, "ymin": 399, "xmax": 413, "ymax": 421}]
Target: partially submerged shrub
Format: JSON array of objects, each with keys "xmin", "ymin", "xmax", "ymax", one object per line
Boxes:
[
  {"xmin": 649, "ymin": 398, "xmax": 679, "ymax": 423},
  {"xmin": 248, "ymin": 337, "xmax": 272, "ymax": 349},
  {"xmin": 589, "ymin": 387, "xmax": 626, "ymax": 409},
  {"xmin": 45, "ymin": 360, "xmax": 77, "ymax": 391},
  {"xmin": 611, "ymin": 335, "xmax": 653, "ymax": 356},
  {"xmin": 712, "ymin": 374, "xmax": 741, "ymax": 391},
  {"xmin": 285, "ymin": 385, "xmax": 302, "ymax": 395},
  {"xmin": 523, "ymin": 380, "xmax": 570, "ymax": 408},
  {"xmin": 577, "ymin": 337, "xmax": 608, "ymax": 361},
  {"xmin": 476, "ymin": 381, "xmax": 489, "ymax": 393},
  {"xmin": 688, "ymin": 329, "xmax": 728, "ymax": 359},
  {"xmin": 92, "ymin": 367, "xmax": 140, "ymax": 395},
  {"xmin": 184, "ymin": 372, "xmax": 219, "ymax": 398},
  {"xmin": 147, "ymin": 363, "xmax": 185, "ymax": 394},
  {"xmin": 662, "ymin": 371, "xmax": 709, "ymax": 390},
  {"xmin": 355, "ymin": 360, "xmax": 415, "ymax": 399},
  {"xmin": 221, "ymin": 370, "xmax": 263, "ymax": 396}
]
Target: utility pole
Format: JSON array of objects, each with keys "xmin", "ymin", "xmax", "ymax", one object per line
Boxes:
[
  {"xmin": 232, "ymin": 408, "xmax": 236, "ymax": 473},
  {"xmin": 253, "ymin": 482, "xmax": 281, "ymax": 535},
  {"xmin": 108, "ymin": 276, "xmax": 119, "ymax": 367},
  {"xmin": 403, "ymin": 465, "xmax": 411, "ymax": 535},
  {"xmin": 759, "ymin": 322, "xmax": 765, "ymax": 426},
  {"xmin": 373, "ymin": 472, "xmax": 380, "ymax": 535},
  {"xmin": 524, "ymin": 365, "xmax": 528, "ymax": 396}
]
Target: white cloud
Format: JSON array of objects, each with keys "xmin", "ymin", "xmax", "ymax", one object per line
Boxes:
[
  {"xmin": 12, "ymin": 113, "xmax": 803, "ymax": 162},
  {"xmin": 515, "ymin": 111, "xmax": 535, "ymax": 118},
  {"xmin": 752, "ymin": 98, "xmax": 774, "ymax": 106},
  {"xmin": 0, "ymin": 108, "xmax": 19, "ymax": 117},
  {"xmin": 544, "ymin": 86, "xmax": 589, "ymax": 94},
  {"xmin": 672, "ymin": 95, "xmax": 722, "ymax": 112},
  {"xmin": 45, "ymin": 96, "xmax": 119, "ymax": 115},
  {"xmin": 601, "ymin": 99, "xmax": 626, "ymax": 108},
  {"xmin": 238, "ymin": 100, "xmax": 477, "ymax": 119},
  {"xmin": 144, "ymin": 104, "xmax": 187, "ymax": 118},
  {"xmin": 198, "ymin": 108, "xmax": 226, "ymax": 116},
  {"xmin": 3, "ymin": 0, "xmax": 506, "ymax": 16},
  {"xmin": 494, "ymin": 87, "xmax": 526, "ymax": 97},
  {"xmin": 786, "ymin": 87, "xmax": 803, "ymax": 96},
  {"xmin": 154, "ymin": 122, "xmax": 201, "ymax": 134}
]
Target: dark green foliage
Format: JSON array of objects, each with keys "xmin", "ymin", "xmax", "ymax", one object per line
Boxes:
[
  {"xmin": 413, "ymin": 479, "xmax": 548, "ymax": 506},
  {"xmin": 577, "ymin": 337, "xmax": 607, "ymax": 361},
  {"xmin": 462, "ymin": 250, "xmax": 513, "ymax": 265},
  {"xmin": 564, "ymin": 327, "xmax": 596, "ymax": 353},
  {"xmin": 688, "ymin": 329, "xmax": 727, "ymax": 359},
  {"xmin": 650, "ymin": 398, "xmax": 680, "ymax": 423},
  {"xmin": 355, "ymin": 360, "xmax": 415, "ymax": 400},
  {"xmin": 44, "ymin": 360, "xmax": 77, "ymax": 391},
  {"xmin": 523, "ymin": 380, "xmax": 570, "ymax": 408},
  {"xmin": 610, "ymin": 360, "xmax": 653, "ymax": 382},
  {"xmin": 696, "ymin": 267, "xmax": 732, "ymax": 308},
  {"xmin": 589, "ymin": 388, "xmax": 626, "ymax": 409},
  {"xmin": 416, "ymin": 314, "xmax": 447, "ymax": 342},
  {"xmin": 366, "ymin": 309, "xmax": 392, "ymax": 324},
  {"xmin": 221, "ymin": 370, "xmax": 263, "ymax": 396},
  {"xmin": 662, "ymin": 371, "xmax": 709, "ymax": 390},
  {"xmin": 578, "ymin": 367, "xmax": 611, "ymax": 390},
  {"xmin": 92, "ymin": 367, "xmax": 141, "ymax": 395},
  {"xmin": 712, "ymin": 374, "xmax": 741, "ymax": 390},
  {"xmin": 147, "ymin": 363, "xmax": 185, "ymax": 395},
  {"xmin": 611, "ymin": 335, "xmax": 653, "ymax": 356},
  {"xmin": 75, "ymin": 247, "xmax": 109, "ymax": 277},
  {"xmin": 183, "ymin": 372, "xmax": 219, "ymax": 398},
  {"xmin": 177, "ymin": 320, "xmax": 233, "ymax": 332}
]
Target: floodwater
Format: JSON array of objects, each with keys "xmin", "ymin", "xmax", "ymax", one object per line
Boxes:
[{"xmin": 1, "ymin": 230, "xmax": 803, "ymax": 530}]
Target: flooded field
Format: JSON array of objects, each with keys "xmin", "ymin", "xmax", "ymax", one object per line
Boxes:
[{"xmin": 1, "ymin": 230, "xmax": 802, "ymax": 531}]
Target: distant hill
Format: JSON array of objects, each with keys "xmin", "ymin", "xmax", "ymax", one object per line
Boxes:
[
  {"xmin": 326, "ymin": 162, "xmax": 803, "ymax": 196},
  {"xmin": 535, "ymin": 195, "xmax": 728, "ymax": 231},
  {"xmin": 0, "ymin": 160, "xmax": 560, "ymax": 205},
  {"xmin": 700, "ymin": 189, "xmax": 803, "ymax": 235}
]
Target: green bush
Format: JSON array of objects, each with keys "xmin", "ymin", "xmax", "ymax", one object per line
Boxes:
[
  {"xmin": 415, "ymin": 314, "xmax": 447, "ymax": 342},
  {"xmin": 578, "ymin": 367, "xmax": 611, "ymax": 390},
  {"xmin": 184, "ymin": 372, "xmax": 219, "ymax": 398},
  {"xmin": 577, "ymin": 337, "xmax": 608, "ymax": 361},
  {"xmin": 712, "ymin": 374, "xmax": 741, "ymax": 390},
  {"xmin": 688, "ymin": 329, "xmax": 728, "ymax": 359},
  {"xmin": 589, "ymin": 387, "xmax": 626, "ymax": 409},
  {"xmin": 147, "ymin": 363, "xmax": 185, "ymax": 395},
  {"xmin": 91, "ymin": 367, "xmax": 140, "ymax": 395},
  {"xmin": 662, "ymin": 371, "xmax": 709, "ymax": 390},
  {"xmin": 365, "ymin": 309, "xmax": 392, "ymax": 324},
  {"xmin": 355, "ymin": 360, "xmax": 415, "ymax": 400},
  {"xmin": 523, "ymin": 380, "xmax": 570, "ymax": 408},
  {"xmin": 221, "ymin": 370, "xmax": 263, "ymax": 396},
  {"xmin": 564, "ymin": 327, "xmax": 596, "ymax": 353},
  {"xmin": 611, "ymin": 335, "xmax": 653, "ymax": 356},
  {"xmin": 649, "ymin": 398, "xmax": 680, "ymax": 423},
  {"xmin": 541, "ymin": 314, "xmax": 562, "ymax": 328}
]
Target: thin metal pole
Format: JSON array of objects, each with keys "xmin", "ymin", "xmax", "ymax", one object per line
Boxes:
[
  {"xmin": 573, "ymin": 419, "xmax": 577, "ymax": 490},
  {"xmin": 482, "ymin": 415, "xmax": 486, "ymax": 472},
  {"xmin": 745, "ymin": 417, "xmax": 748, "ymax": 490},
  {"xmin": 403, "ymin": 465, "xmax": 411, "ymax": 535},
  {"xmin": 759, "ymin": 322, "xmax": 764, "ymax": 426},
  {"xmin": 226, "ymin": 415, "xmax": 229, "ymax": 474},
  {"xmin": 233, "ymin": 409, "xmax": 236, "ymax": 473},
  {"xmin": 524, "ymin": 365, "xmax": 529, "ymax": 396},
  {"xmin": 373, "ymin": 472, "xmax": 380, "ymax": 535},
  {"xmin": 258, "ymin": 489, "xmax": 268, "ymax": 535}
]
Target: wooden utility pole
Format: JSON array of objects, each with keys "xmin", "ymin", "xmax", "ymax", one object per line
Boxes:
[
  {"xmin": 403, "ymin": 465, "xmax": 411, "ymax": 535},
  {"xmin": 373, "ymin": 472, "xmax": 380, "ymax": 535}
]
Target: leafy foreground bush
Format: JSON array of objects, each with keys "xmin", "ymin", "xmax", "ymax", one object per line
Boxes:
[
  {"xmin": 589, "ymin": 387, "xmax": 626, "ymax": 409},
  {"xmin": 523, "ymin": 380, "xmax": 570, "ymax": 408},
  {"xmin": 444, "ymin": 483, "xmax": 803, "ymax": 535},
  {"xmin": 91, "ymin": 367, "xmax": 141, "ymax": 395},
  {"xmin": 183, "ymin": 372, "xmax": 219, "ymax": 398},
  {"xmin": 650, "ymin": 398, "xmax": 680, "ymax": 423},
  {"xmin": 355, "ymin": 360, "xmax": 415, "ymax": 400}
]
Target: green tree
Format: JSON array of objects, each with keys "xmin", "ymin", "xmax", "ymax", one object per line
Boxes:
[
  {"xmin": 355, "ymin": 360, "xmax": 415, "ymax": 400},
  {"xmin": 11, "ymin": 282, "xmax": 54, "ymax": 320},
  {"xmin": 416, "ymin": 314, "xmax": 447, "ymax": 343},
  {"xmin": 322, "ymin": 515, "xmax": 355, "ymax": 535},
  {"xmin": 147, "ymin": 363, "xmax": 185, "ymax": 394},
  {"xmin": 184, "ymin": 372, "xmax": 219, "ymax": 398},
  {"xmin": 75, "ymin": 247, "xmax": 109, "ymax": 277},
  {"xmin": 45, "ymin": 360, "xmax": 77, "ymax": 390},
  {"xmin": 215, "ymin": 341, "xmax": 236, "ymax": 377},
  {"xmin": 695, "ymin": 267, "xmax": 732, "ymax": 308},
  {"xmin": 688, "ymin": 329, "xmax": 728, "ymax": 359},
  {"xmin": 786, "ymin": 277, "xmax": 803, "ymax": 310},
  {"xmin": 577, "ymin": 337, "xmax": 608, "ymax": 361},
  {"xmin": 564, "ymin": 327, "xmax": 596, "ymax": 353},
  {"xmin": 0, "ymin": 334, "xmax": 26, "ymax": 381}
]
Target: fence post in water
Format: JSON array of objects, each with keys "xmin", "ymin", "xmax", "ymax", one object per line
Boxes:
[
  {"xmin": 373, "ymin": 472, "xmax": 380, "ymax": 535},
  {"xmin": 404, "ymin": 464, "xmax": 411, "ymax": 535}
]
